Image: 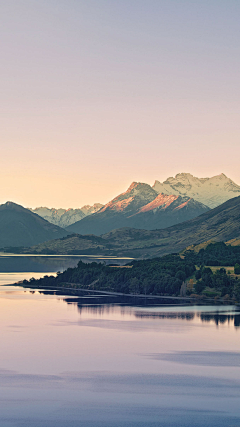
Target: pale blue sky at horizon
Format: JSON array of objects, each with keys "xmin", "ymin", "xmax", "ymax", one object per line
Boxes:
[{"xmin": 1, "ymin": 0, "xmax": 240, "ymax": 208}]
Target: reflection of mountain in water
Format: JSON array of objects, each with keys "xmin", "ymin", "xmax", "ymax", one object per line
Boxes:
[{"xmin": 35, "ymin": 288, "xmax": 240, "ymax": 328}]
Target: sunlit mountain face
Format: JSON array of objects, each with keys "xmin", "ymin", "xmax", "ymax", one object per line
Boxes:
[
  {"xmin": 27, "ymin": 173, "xmax": 240, "ymax": 233},
  {"xmin": 66, "ymin": 181, "xmax": 209, "ymax": 236}
]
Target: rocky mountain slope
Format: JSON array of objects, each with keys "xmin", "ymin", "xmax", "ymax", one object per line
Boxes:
[
  {"xmin": 0, "ymin": 202, "xmax": 68, "ymax": 248},
  {"xmin": 153, "ymin": 173, "xmax": 240, "ymax": 208},
  {"xmin": 31, "ymin": 203, "xmax": 103, "ymax": 228},
  {"xmin": 22, "ymin": 195, "xmax": 240, "ymax": 257},
  {"xmin": 66, "ymin": 182, "xmax": 209, "ymax": 235},
  {"xmin": 101, "ymin": 194, "xmax": 240, "ymax": 257},
  {"xmin": 29, "ymin": 173, "xmax": 240, "ymax": 231}
]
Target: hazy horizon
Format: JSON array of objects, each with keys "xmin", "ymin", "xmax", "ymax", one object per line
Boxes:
[
  {"xmin": 1, "ymin": 1, "xmax": 240, "ymax": 208},
  {"xmin": 1, "ymin": 171, "xmax": 239, "ymax": 209}
]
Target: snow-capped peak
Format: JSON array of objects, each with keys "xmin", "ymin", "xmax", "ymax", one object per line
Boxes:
[
  {"xmin": 30, "ymin": 203, "xmax": 103, "ymax": 228},
  {"xmin": 100, "ymin": 182, "xmax": 158, "ymax": 213},
  {"xmin": 152, "ymin": 173, "xmax": 240, "ymax": 208}
]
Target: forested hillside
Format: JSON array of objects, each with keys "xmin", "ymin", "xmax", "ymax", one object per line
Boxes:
[
  {"xmin": 22, "ymin": 254, "xmax": 196, "ymax": 296},
  {"xmin": 20, "ymin": 242, "xmax": 240, "ymax": 301}
]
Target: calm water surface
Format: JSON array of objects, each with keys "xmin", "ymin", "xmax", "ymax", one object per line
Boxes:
[{"xmin": 0, "ymin": 272, "xmax": 240, "ymax": 427}]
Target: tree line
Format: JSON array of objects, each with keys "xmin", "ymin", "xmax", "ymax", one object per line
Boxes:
[
  {"xmin": 23, "ymin": 254, "xmax": 196, "ymax": 296},
  {"xmin": 21, "ymin": 242, "xmax": 240, "ymax": 300}
]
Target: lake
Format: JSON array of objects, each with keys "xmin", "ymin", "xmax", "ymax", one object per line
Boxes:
[
  {"xmin": 0, "ymin": 253, "xmax": 133, "ymax": 273},
  {"xmin": 0, "ymin": 265, "xmax": 240, "ymax": 426}
]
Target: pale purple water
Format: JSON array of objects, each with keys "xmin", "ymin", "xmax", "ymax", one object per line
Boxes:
[{"xmin": 0, "ymin": 273, "xmax": 239, "ymax": 427}]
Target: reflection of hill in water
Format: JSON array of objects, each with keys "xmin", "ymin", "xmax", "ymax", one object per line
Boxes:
[{"xmin": 36, "ymin": 288, "xmax": 240, "ymax": 328}]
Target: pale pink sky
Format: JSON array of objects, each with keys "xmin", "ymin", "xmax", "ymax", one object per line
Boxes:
[{"xmin": 1, "ymin": 1, "xmax": 240, "ymax": 208}]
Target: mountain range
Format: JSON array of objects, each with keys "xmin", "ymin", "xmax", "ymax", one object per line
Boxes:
[
  {"xmin": 0, "ymin": 202, "xmax": 68, "ymax": 248},
  {"xmin": 27, "ymin": 195, "xmax": 240, "ymax": 257},
  {"xmin": 152, "ymin": 173, "xmax": 240, "ymax": 208},
  {"xmin": 1, "ymin": 172, "xmax": 240, "ymax": 252},
  {"xmin": 30, "ymin": 203, "xmax": 103, "ymax": 228},
  {"xmin": 28, "ymin": 173, "xmax": 240, "ymax": 236},
  {"xmin": 66, "ymin": 182, "xmax": 209, "ymax": 235}
]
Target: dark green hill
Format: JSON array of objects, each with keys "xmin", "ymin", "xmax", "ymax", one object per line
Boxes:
[
  {"xmin": 0, "ymin": 202, "xmax": 68, "ymax": 248},
  {"xmin": 27, "ymin": 233, "xmax": 110, "ymax": 255}
]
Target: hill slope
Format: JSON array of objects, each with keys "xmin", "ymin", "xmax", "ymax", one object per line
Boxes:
[
  {"xmin": 67, "ymin": 182, "xmax": 209, "ymax": 235},
  {"xmin": 0, "ymin": 202, "xmax": 68, "ymax": 248},
  {"xmin": 100, "ymin": 194, "xmax": 240, "ymax": 257},
  {"xmin": 26, "ymin": 197, "xmax": 240, "ymax": 257}
]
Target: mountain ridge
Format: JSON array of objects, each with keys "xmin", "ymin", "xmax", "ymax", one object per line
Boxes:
[
  {"xmin": 25, "ymin": 173, "xmax": 240, "ymax": 230},
  {"xmin": 0, "ymin": 202, "xmax": 68, "ymax": 248},
  {"xmin": 67, "ymin": 181, "xmax": 209, "ymax": 235},
  {"xmin": 20, "ymin": 195, "xmax": 240, "ymax": 257},
  {"xmin": 152, "ymin": 173, "xmax": 240, "ymax": 208},
  {"xmin": 30, "ymin": 203, "xmax": 103, "ymax": 228}
]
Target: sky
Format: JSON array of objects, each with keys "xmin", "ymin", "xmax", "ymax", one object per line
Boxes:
[{"xmin": 1, "ymin": 0, "xmax": 240, "ymax": 208}]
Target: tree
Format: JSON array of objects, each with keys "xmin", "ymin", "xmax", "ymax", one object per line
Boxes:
[
  {"xmin": 233, "ymin": 281, "xmax": 240, "ymax": 301},
  {"xmin": 234, "ymin": 263, "xmax": 240, "ymax": 274},
  {"xmin": 195, "ymin": 270, "xmax": 201, "ymax": 280},
  {"xmin": 175, "ymin": 270, "xmax": 186, "ymax": 281},
  {"xmin": 201, "ymin": 267, "xmax": 212, "ymax": 276},
  {"xmin": 195, "ymin": 280, "xmax": 205, "ymax": 294},
  {"xmin": 142, "ymin": 278, "xmax": 150, "ymax": 295},
  {"xmin": 129, "ymin": 277, "xmax": 140, "ymax": 295}
]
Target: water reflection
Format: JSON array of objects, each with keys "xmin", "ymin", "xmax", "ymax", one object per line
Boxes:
[
  {"xmin": 0, "ymin": 279, "xmax": 240, "ymax": 426},
  {"xmin": 135, "ymin": 311, "xmax": 195, "ymax": 320},
  {"xmin": 198, "ymin": 311, "xmax": 240, "ymax": 327},
  {"xmin": 36, "ymin": 288, "xmax": 240, "ymax": 328},
  {"xmin": 136, "ymin": 310, "xmax": 240, "ymax": 327}
]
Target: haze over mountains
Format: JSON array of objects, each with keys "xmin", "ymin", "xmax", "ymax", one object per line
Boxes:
[
  {"xmin": 67, "ymin": 182, "xmax": 209, "ymax": 235},
  {"xmin": 30, "ymin": 203, "xmax": 103, "ymax": 228}
]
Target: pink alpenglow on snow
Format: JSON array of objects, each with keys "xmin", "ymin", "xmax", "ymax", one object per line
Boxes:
[
  {"xmin": 100, "ymin": 197, "xmax": 134, "ymax": 213},
  {"xmin": 138, "ymin": 194, "xmax": 179, "ymax": 213}
]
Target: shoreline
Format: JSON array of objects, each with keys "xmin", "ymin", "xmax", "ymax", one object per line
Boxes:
[{"xmin": 11, "ymin": 281, "xmax": 238, "ymax": 305}]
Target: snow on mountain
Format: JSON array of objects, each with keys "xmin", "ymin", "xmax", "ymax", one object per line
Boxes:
[
  {"xmin": 29, "ymin": 173, "xmax": 240, "ymax": 232},
  {"xmin": 137, "ymin": 194, "xmax": 179, "ymax": 213},
  {"xmin": 31, "ymin": 204, "xmax": 103, "ymax": 228},
  {"xmin": 126, "ymin": 193, "xmax": 209, "ymax": 230},
  {"xmin": 99, "ymin": 182, "xmax": 158, "ymax": 214},
  {"xmin": 81, "ymin": 204, "xmax": 104, "ymax": 215},
  {"xmin": 152, "ymin": 173, "xmax": 240, "ymax": 208},
  {"xmin": 66, "ymin": 182, "xmax": 209, "ymax": 235}
]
